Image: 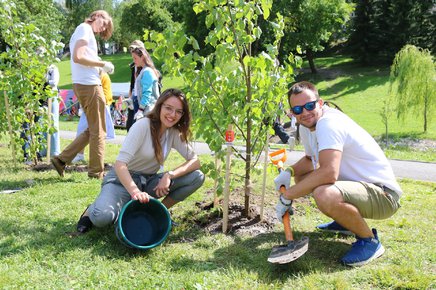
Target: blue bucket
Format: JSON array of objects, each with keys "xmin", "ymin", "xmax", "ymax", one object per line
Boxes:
[{"xmin": 115, "ymin": 199, "xmax": 171, "ymax": 250}]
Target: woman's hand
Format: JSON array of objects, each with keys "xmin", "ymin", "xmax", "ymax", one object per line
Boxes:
[
  {"xmin": 131, "ymin": 190, "xmax": 150, "ymax": 204},
  {"xmin": 153, "ymin": 174, "xmax": 171, "ymax": 198}
]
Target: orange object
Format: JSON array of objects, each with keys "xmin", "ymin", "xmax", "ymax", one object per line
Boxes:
[
  {"xmin": 225, "ymin": 130, "xmax": 235, "ymax": 142},
  {"xmin": 270, "ymin": 148, "xmax": 293, "ymax": 242},
  {"xmin": 268, "ymin": 148, "xmax": 287, "ymax": 166}
]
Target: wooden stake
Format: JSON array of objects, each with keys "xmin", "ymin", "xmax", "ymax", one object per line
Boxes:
[
  {"xmin": 46, "ymin": 97, "xmax": 52, "ymax": 163},
  {"xmin": 222, "ymin": 124, "xmax": 233, "ymax": 233},
  {"xmin": 213, "ymin": 153, "xmax": 222, "ymax": 208},
  {"xmin": 260, "ymin": 130, "xmax": 269, "ymax": 221}
]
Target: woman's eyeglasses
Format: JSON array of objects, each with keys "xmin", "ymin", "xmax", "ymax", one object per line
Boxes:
[
  {"xmin": 162, "ymin": 104, "xmax": 184, "ymax": 117},
  {"xmin": 291, "ymin": 100, "xmax": 318, "ymax": 115}
]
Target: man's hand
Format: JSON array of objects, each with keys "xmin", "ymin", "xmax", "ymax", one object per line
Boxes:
[
  {"xmin": 275, "ymin": 195, "xmax": 293, "ymax": 221},
  {"xmin": 102, "ymin": 61, "xmax": 114, "ymax": 74},
  {"xmin": 134, "ymin": 110, "xmax": 144, "ymax": 120},
  {"xmin": 274, "ymin": 168, "xmax": 292, "ymax": 191}
]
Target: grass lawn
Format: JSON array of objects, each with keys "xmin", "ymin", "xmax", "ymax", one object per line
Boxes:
[{"xmin": 0, "ymin": 137, "xmax": 435, "ymax": 288}]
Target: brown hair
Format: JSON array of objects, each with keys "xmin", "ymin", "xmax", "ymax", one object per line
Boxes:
[
  {"xmin": 287, "ymin": 81, "xmax": 320, "ymax": 106},
  {"xmin": 131, "ymin": 47, "xmax": 161, "ymax": 80},
  {"xmin": 85, "ymin": 10, "xmax": 113, "ymax": 40},
  {"xmin": 146, "ymin": 89, "xmax": 192, "ymax": 164}
]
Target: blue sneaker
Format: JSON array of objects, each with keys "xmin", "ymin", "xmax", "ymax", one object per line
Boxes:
[
  {"xmin": 316, "ymin": 220, "xmax": 353, "ymax": 235},
  {"xmin": 341, "ymin": 228, "xmax": 385, "ymax": 266}
]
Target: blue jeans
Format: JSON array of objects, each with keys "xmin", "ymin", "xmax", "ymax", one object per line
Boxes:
[{"xmin": 88, "ymin": 169, "xmax": 205, "ymax": 227}]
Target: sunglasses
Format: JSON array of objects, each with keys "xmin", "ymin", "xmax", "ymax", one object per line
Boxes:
[
  {"xmin": 130, "ymin": 47, "xmax": 144, "ymax": 55},
  {"xmin": 291, "ymin": 100, "xmax": 318, "ymax": 115}
]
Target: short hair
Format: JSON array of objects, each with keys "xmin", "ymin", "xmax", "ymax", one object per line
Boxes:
[{"xmin": 287, "ymin": 81, "xmax": 319, "ymax": 106}]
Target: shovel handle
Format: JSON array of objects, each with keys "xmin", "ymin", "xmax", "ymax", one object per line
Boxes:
[{"xmin": 280, "ymin": 186, "xmax": 293, "ymax": 241}]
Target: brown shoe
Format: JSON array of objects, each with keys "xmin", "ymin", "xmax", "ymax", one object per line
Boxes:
[
  {"xmin": 88, "ymin": 172, "xmax": 105, "ymax": 180},
  {"xmin": 51, "ymin": 156, "xmax": 66, "ymax": 177}
]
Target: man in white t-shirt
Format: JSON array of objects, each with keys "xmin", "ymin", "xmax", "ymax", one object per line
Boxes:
[
  {"xmin": 51, "ymin": 10, "xmax": 114, "ymax": 179},
  {"xmin": 274, "ymin": 81, "xmax": 402, "ymax": 266}
]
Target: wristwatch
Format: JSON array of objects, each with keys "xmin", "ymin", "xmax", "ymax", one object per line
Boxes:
[{"xmin": 166, "ymin": 170, "xmax": 175, "ymax": 179}]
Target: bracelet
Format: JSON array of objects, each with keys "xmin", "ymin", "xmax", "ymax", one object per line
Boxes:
[
  {"xmin": 279, "ymin": 195, "xmax": 293, "ymax": 206},
  {"xmin": 287, "ymin": 166, "xmax": 295, "ymax": 177}
]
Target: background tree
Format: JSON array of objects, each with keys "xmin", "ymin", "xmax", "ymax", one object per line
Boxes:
[
  {"xmin": 0, "ymin": 1, "xmax": 62, "ymax": 164},
  {"xmin": 349, "ymin": 0, "xmax": 435, "ymax": 64},
  {"xmin": 389, "ymin": 45, "xmax": 435, "ymax": 132},
  {"xmin": 118, "ymin": 0, "xmax": 175, "ymax": 48},
  {"xmin": 146, "ymin": 0, "xmax": 297, "ymax": 216},
  {"xmin": 268, "ymin": 0, "xmax": 354, "ymax": 74},
  {"xmin": 0, "ymin": 0, "xmax": 64, "ymax": 52}
]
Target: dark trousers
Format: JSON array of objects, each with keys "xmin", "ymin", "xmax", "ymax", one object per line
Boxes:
[{"xmin": 126, "ymin": 95, "xmax": 139, "ymax": 132}]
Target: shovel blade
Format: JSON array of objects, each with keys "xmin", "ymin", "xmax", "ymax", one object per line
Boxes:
[{"xmin": 267, "ymin": 236, "xmax": 309, "ymax": 264}]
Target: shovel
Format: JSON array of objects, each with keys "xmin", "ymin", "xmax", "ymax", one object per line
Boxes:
[{"xmin": 267, "ymin": 148, "xmax": 309, "ymax": 264}]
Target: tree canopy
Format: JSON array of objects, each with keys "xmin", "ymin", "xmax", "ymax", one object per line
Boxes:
[
  {"xmin": 389, "ymin": 45, "xmax": 435, "ymax": 132},
  {"xmin": 349, "ymin": 0, "xmax": 435, "ymax": 64}
]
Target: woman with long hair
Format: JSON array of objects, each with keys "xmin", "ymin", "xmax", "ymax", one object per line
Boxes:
[
  {"xmin": 76, "ymin": 88, "xmax": 205, "ymax": 234},
  {"xmin": 131, "ymin": 47, "xmax": 161, "ymax": 121}
]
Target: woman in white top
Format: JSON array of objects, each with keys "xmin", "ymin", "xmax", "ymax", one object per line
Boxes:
[{"xmin": 76, "ymin": 88, "xmax": 205, "ymax": 233}]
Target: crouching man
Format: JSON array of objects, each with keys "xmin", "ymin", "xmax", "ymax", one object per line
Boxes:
[{"xmin": 274, "ymin": 81, "xmax": 402, "ymax": 266}]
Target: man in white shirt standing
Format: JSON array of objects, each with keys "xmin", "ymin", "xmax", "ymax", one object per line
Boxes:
[
  {"xmin": 274, "ymin": 81, "xmax": 402, "ymax": 266},
  {"xmin": 51, "ymin": 10, "xmax": 114, "ymax": 179}
]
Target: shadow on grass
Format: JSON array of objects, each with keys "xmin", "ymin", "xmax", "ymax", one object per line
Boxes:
[
  {"xmin": 0, "ymin": 213, "xmax": 156, "ymax": 260},
  {"xmin": 167, "ymin": 229, "xmax": 353, "ymax": 282},
  {"xmin": 0, "ymin": 176, "xmax": 79, "ymax": 192}
]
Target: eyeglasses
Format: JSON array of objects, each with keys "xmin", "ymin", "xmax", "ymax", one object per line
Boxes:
[
  {"xmin": 162, "ymin": 104, "xmax": 184, "ymax": 117},
  {"xmin": 291, "ymin": 100, "xmax": 318, "ymax": 115}
]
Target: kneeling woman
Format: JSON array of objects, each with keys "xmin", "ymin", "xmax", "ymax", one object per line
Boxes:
[{"xmin": 77, "ymin": 88, "xmax": 205, "ymax": 233}]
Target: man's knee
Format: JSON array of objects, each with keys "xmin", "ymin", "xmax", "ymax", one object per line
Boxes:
[{"xmin": 313, "ymin": 184, "xmax": 342, "ymax": 212}]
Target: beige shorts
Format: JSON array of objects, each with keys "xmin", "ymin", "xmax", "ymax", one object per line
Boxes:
[{"xmin": 334, "ymin": 181, "xmax": 401, "ymax": 220}]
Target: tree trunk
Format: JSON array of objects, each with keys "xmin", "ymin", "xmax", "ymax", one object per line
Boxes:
[
  {"xmin": 306, "ymin": 49, "xmax": 318, "ymax": 74},
  {"xmin": 424, "ymin": 100, "xmax": 427, "ymax": 132}
]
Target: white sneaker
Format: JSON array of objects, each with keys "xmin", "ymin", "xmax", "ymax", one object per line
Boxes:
[{"xmin": 71, "ymin": 154, "xmax": 85, "ymax": 164}]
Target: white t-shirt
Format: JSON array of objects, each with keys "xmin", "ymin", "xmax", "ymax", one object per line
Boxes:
[
  {"xmin": 117, "ymin": 118, "xmax": 197, "ymax": 174},
  {"xmin": 69, "ymin": 23, "xmax": 101, "ymax": 85},
  {"xmin": 300, "ymin": 106, "xmax": 402, "ymax": 196}
]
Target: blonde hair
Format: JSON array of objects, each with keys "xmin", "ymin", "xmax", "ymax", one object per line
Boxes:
[{"xmin": 85, "ymin": 10, "xmax": 113, "ymax": 40}]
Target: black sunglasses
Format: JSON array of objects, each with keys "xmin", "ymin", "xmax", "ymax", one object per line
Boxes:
[{"xmin": 291, "ymin": 100, "xmax": 318, "ymax": 115}]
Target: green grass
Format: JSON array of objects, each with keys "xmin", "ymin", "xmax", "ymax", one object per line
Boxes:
[{"xmin": 0, "ymin": 139, "xmax": 435, "ymax": 289}]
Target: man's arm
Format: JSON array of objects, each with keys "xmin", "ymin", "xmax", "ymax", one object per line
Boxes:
[
  {"xmin": 72, "ymin": 39, "xmax": 105, "ymax": 68},
  {"xmin": 292, "ymin": 155, "xmax": 315, "ymax": 183},
  {"xmin": 283, "ymin": 149, "xmax": 342, "ymax": 200}
]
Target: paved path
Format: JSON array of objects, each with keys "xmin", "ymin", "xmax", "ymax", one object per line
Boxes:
[{"xmin": 60, "ymin": 130, "xmax": 436, "ymax": 182}]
